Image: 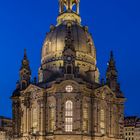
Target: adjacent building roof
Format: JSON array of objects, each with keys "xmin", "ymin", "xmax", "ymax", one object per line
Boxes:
[{"xmin": 124, "ymin": 116, "xmax": 140, "ymax": 127}]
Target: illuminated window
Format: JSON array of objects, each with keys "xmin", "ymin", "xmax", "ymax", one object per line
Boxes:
[
  {"xmin": 83, "ymin": 104, "xmax": 88, "ymax": 132},
  {"xmin": 100, "ymin": 109, "xmax": 105, "ymax": 134},
  {"xmin": 32, "ymin": 108, "xmax": 38, "ymax": 133},
  {"xmin": 65, "ymin": 85, "xmax": 73, "ymax": 93},
  {"xmin": 100, "ymin": 109, "xmax": 105, "ymax": 121},
  {"xmin": 65, "ymin": 101, "xmax": 73, "ymax": 132},
  {"xmin": 49, "ymin": 105, "xmax": 55, "ymax": 132}
]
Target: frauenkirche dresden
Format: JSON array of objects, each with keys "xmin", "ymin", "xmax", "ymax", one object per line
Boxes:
[{"xmin": 11, "ymin": 0, "xmax": 125, "ymax": 140}]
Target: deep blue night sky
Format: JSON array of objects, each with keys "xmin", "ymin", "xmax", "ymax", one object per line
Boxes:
[{"xmin": 0, "ymin": 0, "xmax": 140, "ymax": 118}]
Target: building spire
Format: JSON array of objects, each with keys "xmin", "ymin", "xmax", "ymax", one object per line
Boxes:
[
  {"xmin": 23, "ymin": 48, "xmax": 27, "ymax": 59},
  {"xmin": 21, "ymin": 49, "xmax": 30, "ymax": 70},
  {"xmin": 106, "ymin": 51, "xmax": 124, "ymax": 97},
  {"xmin": 109, "ymin": 51, "xmax": 116, "ymax": 68},
  {"xmin": 19, "ymin": 49, "xmax": 31, "ymax": 90},
  {"xmin": 106, "ymin": 51, "xmax": 118, "ymax": 90},
  {"xmin": 106, "ymin": 51, "xmax": 118, "ymax": 83}
]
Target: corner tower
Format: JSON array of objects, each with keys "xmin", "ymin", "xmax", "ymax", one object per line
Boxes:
[
  {"xmin": 106, "ymin": 51, "xmax": 124, "ymax": 97},
  {"xmin": 19, "ymin": 49, "xmax": 31, "ymax": 90}
]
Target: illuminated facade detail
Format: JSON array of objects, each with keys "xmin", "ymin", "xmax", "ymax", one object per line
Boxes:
[
  {"xmin": 100, "ymin": 109, "xmax": 105, "ymax": 135},
  {"xmin": 0, "ymin": 116, "xmax": 12, "ymax": 140},
  {"xmin": 19, "ymin": 49, "xmax": 31, "ymax": 90},
  {"xmin": 66, "ymin": 85, "xmax": 73, "ymax": 93},
  {"xmin": 57, "ymin": 0, "xmax": 81, "ymax": 25},
  {"xmin": 124, "ymin": 116, "xmax": 140, "ymax": 140},
  {"xmin": 83, "ymin": 104, "xmax": 88, "ymax": 132},
  {"xmin": 38, "ymin": 68, "xmax": 43, "ymax": 83},
  {"xmin": 49, "ymin": 105, "xmax": 55, "ymax": 132},
  {"xmin": 32, "ymin": 108, "xmax": 38, "ymax": 133},
  {"xmin": 65, "ymin": 101, "xmax": 73, "ymax": 132},
  {"xmin": 59, "ymin": 0, "xmax": 80, "ymax": 14},
  {"xmin": 11, "ymin": 0, "xmax": 125, "ymax": 140}
]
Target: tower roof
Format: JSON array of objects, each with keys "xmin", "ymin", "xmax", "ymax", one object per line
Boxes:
[
  {"xmin": 107, "ymin": 51, "xmax": 117, "ymax": 73},
  {"xmin": 20, "ymin": 49, "xmax": 30, "ymax": 71},
  {"xmin": 106, "ymin": 51, "xmax": 124, "ymax": 97}
]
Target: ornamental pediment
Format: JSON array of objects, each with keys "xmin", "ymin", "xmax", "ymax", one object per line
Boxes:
[
  {"xmin": 22, "ymin": 84, "xmax": 44, "ymax": 95},
  {"xmin": 94, "ymin": 85, "xmax": 116, "ymax": 100}
]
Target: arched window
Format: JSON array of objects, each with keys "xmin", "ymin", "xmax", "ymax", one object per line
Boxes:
[
  {"xmin": 67, "ymin": 65, "xmax": 72, "ymax": 74},
  {"xmin": 65, "ymin": 101, "xmax": 73, "ymax": 132},
  {"xmin": 72, "ymin": 4, "xmax": 77, "ymax": 12},
  {"xmin": 100, "ymin": 109, "xmax": 105, "ymax": 135}
]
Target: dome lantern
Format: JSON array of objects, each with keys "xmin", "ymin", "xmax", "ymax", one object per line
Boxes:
[
  {"xmin": 59, "ymin": 0, "xmax": 80, "ymax": 14},
  {"xmin": 57, "ymin": 0, "xmax": 81, "ymax": 25}
]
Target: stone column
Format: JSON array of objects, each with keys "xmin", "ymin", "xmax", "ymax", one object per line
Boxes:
[
  {"xmin": 106, "ymin": 104, "xmax": 109, "ymax": 136},
  {"xmin": 97, "ymin": 100, "xmax": 100, "ymax": 133},
  {"xmin": 27, "ymin": 108, "xmax": 31, "ymax": 133},
  {"xmin": 59, "ymin": 1, "xmax": 61, "ymax": 13},
  {"xmin": 27, "ymin": 108, "xmax": 29, "ymax": 133},
  {"xmin": 112, "ymin": 105, "xmax": 115, "ymax": 136},
  {"xmin": 40, "ymin": 99, "xmax": 45, "ymax": 134},
  {"xmin": 23, "ymin": 107, "xmax": 27, "ymax": 134},
  {"xmin": 93, "ymin": 99, "xmax": 98, "ymax": 134},
  {"xmin": 76, "ymin": 3, "xmax": 80, "ymax": 14},
  {"xmin": 109, "ymin": 104, "xmax": 111, "ymax": 136},
  {"xmin": 30, "ymin": 107, "xmax": 33, "ymax": 132}
]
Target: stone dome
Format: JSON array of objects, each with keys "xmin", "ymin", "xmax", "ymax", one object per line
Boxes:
[
  {"xmin": 39, "ymin": 0, "xmax": 99, "ymax": 83},
  {"xmin": 41, "ymin": 22, "xmax": 97, "ymax": 70}
]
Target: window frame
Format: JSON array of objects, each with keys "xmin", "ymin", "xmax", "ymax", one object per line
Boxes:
[{"xmin": 65, "ymin": 100, "xmax": 73, "ymax": 132}]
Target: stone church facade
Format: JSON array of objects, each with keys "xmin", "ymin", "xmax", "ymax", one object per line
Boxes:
[{"xmin": 11, "ymin": 0, "xmax": 125, "ymax": 140}]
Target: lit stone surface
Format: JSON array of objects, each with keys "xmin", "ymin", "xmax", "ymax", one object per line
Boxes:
[{"xmin": 11, "ymin": 0, "xmax": 125, "ymax": 140}]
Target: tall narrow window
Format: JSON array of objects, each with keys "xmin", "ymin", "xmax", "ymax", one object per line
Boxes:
[
  {"xmin": 65, "ymin": 101, "xmax": 73, "ymax": 132},
  {"xmin": 83, "ymin": 104, "xmax": 88, "ymax": 132},
  {"xmin": 49, "ymin": 105, "xmax": 55, "ymax": 132},
  {"xmin": 32, "ymin": 108, "xmax": 38, "ymax": 133},
  {"xmin": 67, "ymin": 65, "xmax": 72, "ymax": 74},
  {"xmin": 100, "ymin": 109, "xmax": 105, "ymax": 134}
]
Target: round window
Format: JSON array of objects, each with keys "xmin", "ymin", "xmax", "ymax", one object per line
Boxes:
[{"xmin": 65, "ymin": 85, "xmax": 73, "ymax": 93}]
